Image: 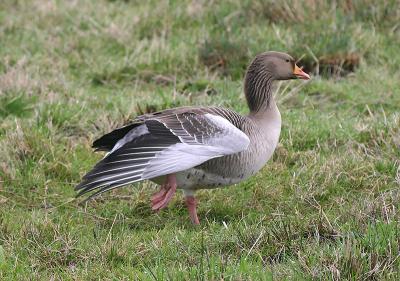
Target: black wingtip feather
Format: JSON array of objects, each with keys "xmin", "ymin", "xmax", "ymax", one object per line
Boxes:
[
  {"xmin": 75, "ymin": 176, "xmax": 142, "ymax": 202},
  {"xmin": 92, "ymin": 122, "xmax": 142, "ymax": 151}
]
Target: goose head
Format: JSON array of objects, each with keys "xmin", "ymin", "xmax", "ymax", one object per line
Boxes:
[{"xmin": 250, "ymin": 51, "xmax": 310, "ymax": 81}]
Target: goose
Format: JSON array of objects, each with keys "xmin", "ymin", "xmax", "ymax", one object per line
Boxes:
[{"xmin": 76, "ymin": 51, "xmax": 310, "ymax": 224}]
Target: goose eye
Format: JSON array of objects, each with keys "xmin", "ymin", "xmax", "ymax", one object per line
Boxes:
[{"xmin": 285, "ymin": 59, "xmax": 290, "ymax": 63}]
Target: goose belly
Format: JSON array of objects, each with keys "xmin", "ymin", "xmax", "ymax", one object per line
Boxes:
[{"xmin": 175, "ymin": 168, "xmax": 242, "ymax": 189}]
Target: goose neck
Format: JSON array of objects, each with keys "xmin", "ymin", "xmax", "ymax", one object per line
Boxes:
[{"xmin": 244, "ymin": 65, "xmax": 276, "ymax": 114}]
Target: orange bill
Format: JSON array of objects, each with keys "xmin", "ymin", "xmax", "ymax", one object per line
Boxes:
[{"xmin": 294, "ymin": 64, "xmax": 310, "ymax": 80}]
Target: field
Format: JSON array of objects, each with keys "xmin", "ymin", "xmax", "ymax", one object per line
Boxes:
[{"xmin": 1, "ymin": 0, "xmax": 400, "ymax": 279}]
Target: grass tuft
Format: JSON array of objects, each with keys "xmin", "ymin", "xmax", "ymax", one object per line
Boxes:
[{"xmin": 0, "ymin": 92, "xmax": 36, "ymax": 118}]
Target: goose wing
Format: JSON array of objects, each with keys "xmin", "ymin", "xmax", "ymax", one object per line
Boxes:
[{"xmin": 76, "ymin": 109, "xmax": 250, "ymax": 200}]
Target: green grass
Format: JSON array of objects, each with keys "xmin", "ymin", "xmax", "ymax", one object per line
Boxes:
[{"xmin": 1, "ymin": 0, "xmax": 400, "ymax": 279}]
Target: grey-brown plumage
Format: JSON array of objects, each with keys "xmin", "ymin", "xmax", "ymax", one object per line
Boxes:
[{"xmin": 76, "ymin": 51, "xmax": 310, "ymax": 223}]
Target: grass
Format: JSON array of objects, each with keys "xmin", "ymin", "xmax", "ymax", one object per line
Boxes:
[{"xmin": 0, "ymin": 0, "xmax": 399, "ymax": 279}]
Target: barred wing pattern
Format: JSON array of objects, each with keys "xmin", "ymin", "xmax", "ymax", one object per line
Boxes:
[{"xmin": 76, "ymin": 108, "xmax": 250, "ymax": 200}]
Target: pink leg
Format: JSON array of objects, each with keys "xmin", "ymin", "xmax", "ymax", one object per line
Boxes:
[
  {"xmin": 185, "ymin": 196, "xmax": 200, "ymax": 225},
  {"xmin": 151, "ymin": 174, "xmax": 177, "ymax": 211}
]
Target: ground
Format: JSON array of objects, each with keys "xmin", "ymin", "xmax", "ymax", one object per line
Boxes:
[{"xmin": 0, "ymin": 0, "xmax": 399, "ymax": 280}]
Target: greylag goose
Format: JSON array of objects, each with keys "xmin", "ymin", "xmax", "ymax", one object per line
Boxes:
[{"xmin": 76, "ymin": 51, "xmax": 310, "ymax": 224}]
